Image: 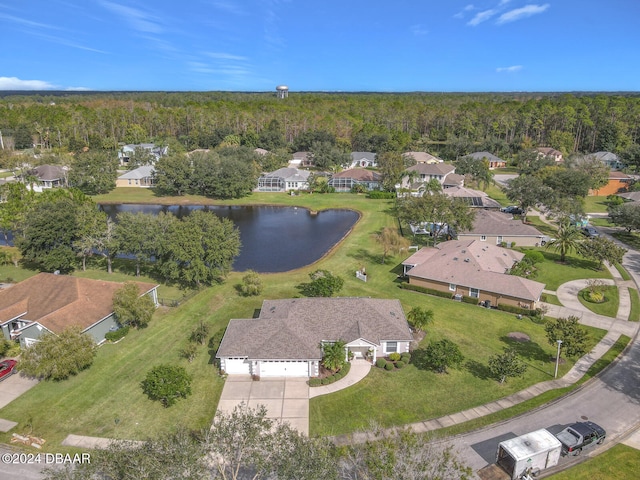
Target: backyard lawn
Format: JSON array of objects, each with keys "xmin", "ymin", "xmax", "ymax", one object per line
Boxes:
[{"xmin": 0, "ymin": 189, "xmax": 615, "ymax": 446}]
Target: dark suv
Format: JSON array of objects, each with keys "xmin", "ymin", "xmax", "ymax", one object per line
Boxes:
[{"xmin": 555, "ymin": 421, "xmax": 606, "ymax": 456}]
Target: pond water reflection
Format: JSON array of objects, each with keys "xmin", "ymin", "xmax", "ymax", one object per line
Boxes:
[{"xmin": 100, "ymin": 204, "xmax": 359, "ymax": 273}]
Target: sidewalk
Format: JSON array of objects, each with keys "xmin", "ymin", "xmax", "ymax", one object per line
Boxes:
[{"xmin": 309, "ymin": 359, "xmax": 371, "ymax": 398}]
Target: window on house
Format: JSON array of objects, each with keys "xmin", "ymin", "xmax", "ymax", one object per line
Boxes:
[
  {"xmin": 385, "ymin": 341, "xmax": 398, "ymax": 353},
  {"xmin": 449, "ymin": 283, "xmax": 456, "ymax": 291},
  {"xmin": 480, "ymin": 235, "xmax": 487, "ymax": 241},
  {"xmin": 470, "ymin": 288, "xmax": 480, "ymax": 298}
]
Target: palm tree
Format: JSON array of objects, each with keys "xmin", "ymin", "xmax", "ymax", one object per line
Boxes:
[
  {"xmin": 545, "ymin": 220, "xmax": 583, "ymax": 263},
  {"xmin": 320, "ymin": 340, "xmax": 347, "ymax": 373}
]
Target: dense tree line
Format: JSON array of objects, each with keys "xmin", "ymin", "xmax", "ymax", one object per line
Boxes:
[
  {"xmin": 0, "ymin": 185, "xmax": 240, "ymax": 287},
  {"xmin": 1, "ymin": 92, "xmax": 639, "ymax": 165}
]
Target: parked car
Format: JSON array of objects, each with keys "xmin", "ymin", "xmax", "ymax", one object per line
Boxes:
[
  {"xmin": 0, "ymin": 359, "xmax": 17, "ymax": 381},
  {"xmin": 501, "ymin": 205, "xmax": 523, "ymax": 215},
  {"xmin": 555, "ymin": 421, "xmax": 606, "ymax": 456},
  {"xmin": 582, "ymin": 226, "xmax": 599, "ymax": 238}
]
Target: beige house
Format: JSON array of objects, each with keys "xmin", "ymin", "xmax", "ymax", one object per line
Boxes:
[
  {"xmin": 537, "ymin": 147, "xmax": 563, "ymax": 163},
  {"xmin": 402, "ymin": 240, "xmax": 545, "ymax": 309},
  {"xmin": 458, "ymin": 210, "xmax": 548, "ymax": 246},
  {"xmin": 402, "ymin": 151, "xmax": 443, "ymax": 164},
  {"xmin": 116, "ymin": 165, "xmax": 155, "ymax": 187}
]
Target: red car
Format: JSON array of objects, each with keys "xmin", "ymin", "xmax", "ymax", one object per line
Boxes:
[{"xmin": 0, "ymin": 359, "xmax": 17, "ymax": 381}]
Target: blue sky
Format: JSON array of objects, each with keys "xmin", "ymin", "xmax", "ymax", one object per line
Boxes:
[{"xmin": 1, "ymin": 0, "xmax": 639, "ymax": 92}]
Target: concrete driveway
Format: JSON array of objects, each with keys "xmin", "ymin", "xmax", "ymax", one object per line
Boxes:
[
  {"xmin": 0, "ymin": 373, "xmax": 38, "ymax": 410},
  {"xmin": 216, "ymin": 376, "xmax": 309, "ymax": 435}
]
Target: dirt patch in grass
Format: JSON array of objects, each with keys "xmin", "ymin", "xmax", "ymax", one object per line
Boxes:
[{"xmin": 507, "ymin": 332, "xmax": 531, "ymax": 342}]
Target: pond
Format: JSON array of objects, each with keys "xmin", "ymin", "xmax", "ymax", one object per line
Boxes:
[{"xmin": 100, "ymin": 204, "xmax": 360, "ymax": 273}]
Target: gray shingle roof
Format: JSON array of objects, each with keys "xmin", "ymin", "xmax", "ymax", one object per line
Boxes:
[
  {"xmin": 406, "ymin": 163, "xmax": 456, "ymax": 176},
  {"xmin": 118, "ymin": 165, "xmax": 155, "ymax": 180},
  {"xmin": 403, "ymin": 240, "xmax": 545, "ymax": 301},
  {"xmin": 463, "ymin": 151, "xmax": 505, "ymax": 163},
  {"xmin": 30, "ymin": 164, "xmax": 66, "ymax": 181},
  {"xmin": 460, "ymin": 210, "xmax": 544, "ymax": 236},
  {"xmin": 443, "ymin": 186, "xmax": 501, "ymax": 208},
  {"xmin": 217, "ymin": 298, "xmax": 413, "ymax": 360}
]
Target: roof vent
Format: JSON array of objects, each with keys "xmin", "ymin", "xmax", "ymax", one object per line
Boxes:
[
  {"xmin": 461, "ymin": 249, "xmax": 466, "ymax": 253},
  {"xmin": 453, "ymin": 257, "xmax": 458, "ymax": 261},
  {"xmin": 464, "ymin": 258, "xmax": 470, "ymax": 262}
]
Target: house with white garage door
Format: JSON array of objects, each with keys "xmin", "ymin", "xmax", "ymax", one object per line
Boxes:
[{"xmin": 216, "ymin": 297, "xmax": 414, "ymax": 378}]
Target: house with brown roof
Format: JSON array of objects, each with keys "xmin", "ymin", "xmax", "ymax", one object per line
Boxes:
[
  {"xmin": 589, "ymin": 171, "xmax": 632, "ymax": 196},
  {"xmin": 328, "ymin": 168, "xmax": 382, "ymax": 192},
  {"xmin": 216, "ymin": 298, "xmax": 413, "ymax": 377},
  {"xmin": 457, "ymin": 210, "xmax": 548, "ymax": 247},
  {"xmin": 402, "ymin": 240, "xmax": 545, "ymax": 310},
  {"xmin": 0, "ymin": 273, "xmax": 158, "ymax": 348},
  {"xmin": 462, "ymin": 151, "xmax": 507, "ymax": 169},
  {"xmin": 536, "ymin": 147, "xmax": 563, "ymax": 163}
]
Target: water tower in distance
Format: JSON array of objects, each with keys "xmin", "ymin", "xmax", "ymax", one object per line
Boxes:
[{"xmin": 276, "ymin": 85, "xmax": 289, "ymax": 99}]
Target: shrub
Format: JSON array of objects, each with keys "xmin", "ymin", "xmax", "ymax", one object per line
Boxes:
[
  {"xmin": 240, "ymin": 270, "xmax": 263, "ymax": 296},
  {"xmin": 384, "ymin": 362, "xmax": 394, "ymax": 371},
  {"xmin": 0, "ymin": 338, "xmax": 13, "ymax": 357},
  {"xmin": 308, "ymin": 378, "xmax": 322, "ymax": 387},
  {"xmin": 334, "ymin": 371, "xmax": 344, "ymax": 381},
  {"xmin": 395, "ymin": 361, "xmax": 406, "ymax": 368},
  {"xmin": 105, "ymin": 326, "xmax": 130, "ymax": 342},
  {"xmin": 189, "ymin": 321, "xmax": 210, "ymax": 345},
  {"xmin": 401, "ymin": 353, "xmax": 411, "ymax": 363},
  {"xmin": 208, "ymin": 328, "xmax": 226, "ymax": 355},
  {"xmin": 141, "ymin": 364, "xmax": 192, "ymax": 408},
  {"xmin": 375, "ymin": 358, "xmax": 387, "ymax": 368},
  {"xmin": 524, "ymin": 250, "xmax": 545, "ymax": 264},
  {"xmin": 388, "ymin": 352, "xmax": 401, "ymax": 362},
  {"xmin": 496, "ymin": 303, "xmax": 536, "ymax": 316},
  {"xmin": 341, "ymin": 362, "xmax": 351, "ymax": 375}
]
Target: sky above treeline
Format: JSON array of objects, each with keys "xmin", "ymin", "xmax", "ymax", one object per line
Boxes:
[{"xmin": 1, "ymin": 0, "xmax": 639, "ymax": 92}]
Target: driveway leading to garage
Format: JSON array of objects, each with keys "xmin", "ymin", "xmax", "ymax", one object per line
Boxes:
[
  {"xmin": 0, "ymin": 373, "xmax": 38, "ymax": 410},
  {"xmin": 216, "ymin": 376, "xmax": 309, "ymax": 435}
]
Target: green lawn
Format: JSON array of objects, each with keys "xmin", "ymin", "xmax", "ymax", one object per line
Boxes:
[
  {"xmin": 629, "ymin": 288, "xmax": 640, "ymax": 322},
  {"xmin": 583, "ymin": 196, "xmax": 612, "ymax": 214},
  {"xmin": 542, "ymin": 293, "xmax": 563, "ymax": 306},
  {"xmin": 578, "ymin": 286, "xmax": 619, "ymax": 317},
  {"xmin": 548, "ymin": 444, "xmax": 640, "ymax": 480},
  {"xmin": 0, "ymin": 189, "xmax": 617, "ymax": 445},
  {"xmin": 519, "ymin": 248, "xmax": 612, "ymax": 291},
  {"xmin": 616, "ymin": 263, "xmax": 632, "ymax": 281},
  {"xmin": 612, "ymin": 231, "xmax": 640, "ymax": 250}
]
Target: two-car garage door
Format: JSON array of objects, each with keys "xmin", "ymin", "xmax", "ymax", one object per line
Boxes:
[{"xmin": 259, "ymin": 360, "xmax": 309, "ymax": 377}]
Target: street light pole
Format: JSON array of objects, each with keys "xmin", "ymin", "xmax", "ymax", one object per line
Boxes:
[{"xmin": 554, "ymin": 339, "xmax": 563, "ymax": 378}]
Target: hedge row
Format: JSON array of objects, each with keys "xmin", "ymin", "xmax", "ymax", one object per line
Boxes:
[
  {"xmin": 399, "ymin": 283, "xmax": 453, "ymax": 299},
  {"xmin": 376, "ymin": 353, "xmax": 411, "ymax": 371},
  {"xmin": 496, "ymin": 303, "xmax": 536, "ymax": 316},
  {"xmin": 367, "ymin": 191, "xmax": 396, "ymax": 199},
  {"xmin": 308, "ymin": 362, "xmax": 351, "ymax": 387}
]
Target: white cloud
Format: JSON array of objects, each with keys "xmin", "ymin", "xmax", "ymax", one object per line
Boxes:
[
  {"xmin": 497, "ymin": 4, "xmax": 550, "ymax": 24},
  {"xmin": 467, "ymin": 9, "xmax": 498, "ymax": 26},
  {"xmin": 0, "ymin": 77, "xmax": 56, "ymax": 90},
  {"xmin": 99, "ymin": 1, "xmax": 163, "ymax": 34},
  {"xmin": 496, "ymin": 65, "xmax": 523, "ymax": 73},
  {"xmin": 204, "ymin": 52, "xmax": 249, "ymax": 61},
  {"xmin": 209, "ymin": 1, "xmax": 247, "ymax": 15},
  {"xmin": 453, "ymin": 4, "xmax": 475, "ymax": 19},
  {"xmin": 410, "ymin": 24, "xmax": 428, "ymax": 36},
  {"xmin": 0, "ymin": 12, "xmax": 59, "ymax": 30}
]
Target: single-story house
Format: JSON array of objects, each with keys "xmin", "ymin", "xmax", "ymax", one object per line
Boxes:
[
  {"xmin": 590, "ymin": 171, "xmax": 632, "ymax": 196},
  {"xmin": 402, "ymin": 239, "xmax": 545, "ymax": 310},
  {"xmin": 257, "ymin": 167, "xmax": 310, "ymax": 192},
  {"xmin": 0, "ymin": 273, "xmax": 158, "ymax": 348},
  {"xmin": 328, "ymin": 168, "xmax": 382, "ymax": 192},
  {"xmin": 537, "ymin": 147, "xmax": 563, "ymax": 163},
  {"xmin": 457, "ymin": 210, "xmax": 547, "ymax": 246},
  {"xmin": 349, "ymin": 152, "xmax": 377, "ymax": 168},
  {"xmin": 118, "ymin": 143, "xmax": 168, "ymax": 166},
  {"xmin": 116, "ymin": 165, "xmax": 156, "ymax": 188},
  {"xmin": 442, "ymin": 186, "xmax": 501, "ymax": 209},
  {"xmin": 591, "ymin": 151, "xmax": 624, "ymax": 170},
  {"xmin": 290, "ymin": 151, "xmax": 313, "ymax": 168},
  {"xmin": 402, "ymin": 151, "xmax": 443, "ymax": 164},
  {"xmin": 217, "ymin": 297, "xmax": 414, "ymax": 378},
  {"xmin": 462, "ymin": 152, "xmax": 507, "ymax": 169},
  {"xmin": 25, "ymin": 164, "xmax": 67, "ymax": 190}
]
